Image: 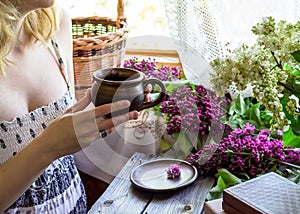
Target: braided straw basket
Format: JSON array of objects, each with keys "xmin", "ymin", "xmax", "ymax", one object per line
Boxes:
[{"xmin": 72, "ymin": 0, "xmax": 128, "ymax": 100}]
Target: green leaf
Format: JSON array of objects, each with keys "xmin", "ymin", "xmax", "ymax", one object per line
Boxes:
[
  {"xmin": 206, "ymin": 176, "xmax": 226, "ymax": 200},
  {"xmin": 152, "ymin": 110, "xmax": 163, "ymax": 117},
  {"xmin": 248, "ymin": 106, "xmax": 262, "ymax": 126},
  {"xmin": 284, "ymin": 63, "xmax": 291, "ymax": 71},
  {"xmin": 291, "ymin": 50, "xmax": 300, "ymax": 63},
  {"xmin": 160, "ymin": 138, "xmax": 173, "ymax": 151},
  {"xmin": 292, "ymin": 70, "xmax": 300, "ymax": 77},
  {"xmin": 290, "ymin": 115, "xmax": 300, "ymax": 134},
  {"xmin": 206, "ymin": 169, "xmax": 243, "ymax": 201},
  {"xmin": 173, "ymin": 132, "xmax": 180, "ymax": 139},
  {"xmin": 227, "ymin": 121, "xmax": 239, "ymax": 130},
  {"xmin": 166, "ymin": 83, "xmax": 176, "ymax": 94},
  {"xmin": 210, "ymin": 176, "xmax": 227, "ymax": 192},
  {"xmin": 215, "ymin": 168, "xmax": 242, "ymax": 186},
  {"xmin": 235, "ymin": 94, "xmax": 247, "ymax": 115},
  {"xmin": 243, "ymin": 119, "xmax": 260, "ymax": 129},
  {"xmin": 283, "ymin": 127, "xmax": 300, "ymax": 148},
  {"xmin": 285, "ymin": 138, "xmax": 300, "ymax": 148},
  {"xmin": 239, "ymin": 172, "xmax": 250, "ymax": 180},
  {"xmin": 170, "ymin": 132, "xmax": 195, "ymax": 156},
  {"xmin": 293, "ymin": 81, "xmax": 300, "ymax": 90},
  {"xmin": 165, "ymin": 80, "xmax": 189, "ymax": 92},
  {"xmin": 281, "ymin": 94, "xmax": 295, "ymax": 121},
  {"xmin": 288, "ymin": 174, "xmax": 300, "ymax": 183},
  {"xmin": 228, "ymin": 102, "xmax": 237, "ymax": 115},
  {"xmin": 227, "ymin": 116, "xmax": 244, "ymax": 129},
  {"xmin": 261, "ymin": 113, "xmax": 272, "ymax": 119}
]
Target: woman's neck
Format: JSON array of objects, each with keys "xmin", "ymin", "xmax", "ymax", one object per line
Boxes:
[{"xmin": 13, "ymin": 18, "xmax": 35, "ymax": 54}]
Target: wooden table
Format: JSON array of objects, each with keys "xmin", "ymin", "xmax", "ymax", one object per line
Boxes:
[{"xmin": 88, "ymin": 152, "xmax": 215, "ymax": 214}]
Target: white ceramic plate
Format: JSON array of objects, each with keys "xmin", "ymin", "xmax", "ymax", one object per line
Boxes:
[{"xmin": 130, "ymin": 158, "xmax": 198, "ymax": 192}]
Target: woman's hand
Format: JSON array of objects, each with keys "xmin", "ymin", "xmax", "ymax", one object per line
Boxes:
[{"xmin": 39, "ymin": 90, "xmax": 138, "ymax": 160}]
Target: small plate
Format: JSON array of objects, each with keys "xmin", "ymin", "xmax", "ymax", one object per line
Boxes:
[{"xmin": 130, "ymin": 158, "xmax": 198, "ymax": 192}]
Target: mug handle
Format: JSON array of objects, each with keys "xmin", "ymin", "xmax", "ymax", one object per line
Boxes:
[{"xmin": 140, "ymin": 78, "xmax": 166, "ymax": 110}]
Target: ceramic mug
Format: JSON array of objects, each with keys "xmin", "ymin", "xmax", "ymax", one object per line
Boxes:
[{"xmin": 91, "ymin": 68, "xmax": 166, "ymax": 116}]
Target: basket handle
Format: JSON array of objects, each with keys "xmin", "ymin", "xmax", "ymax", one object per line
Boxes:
[{"xmin": 117, "ymin": 0, "xmax": 125, "ymax": 28}]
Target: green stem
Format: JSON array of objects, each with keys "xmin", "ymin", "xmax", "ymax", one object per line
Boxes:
[
  {"xmin": 225, "ymin": 150, "xmax": 251, "ymax": 156},
  {"xmin": 278, "ymin": 160, "xmax": 300, "ymax": 170},
  {"xmin": 270, "ymin": 51, "xmax": 300, "ymax": 94},
  {"xmin": 278, "ymin": 81, "xmax": 300, "ymax": 94},
  {"xmin": 271, "ymin": 51, "xmax": 283, "ymax": 70}
]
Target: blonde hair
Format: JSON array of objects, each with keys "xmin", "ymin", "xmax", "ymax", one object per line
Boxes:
[{"xmin": 0, "ymin": 1, "xmax": 60, "ymax": 75}]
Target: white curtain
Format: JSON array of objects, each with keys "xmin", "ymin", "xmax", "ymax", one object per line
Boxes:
[{"xmin": 164, "ymin": 0, "xmax": 300, "ymax": 90}]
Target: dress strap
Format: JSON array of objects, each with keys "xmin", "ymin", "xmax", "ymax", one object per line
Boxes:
[{"xmin": 50, "ymin": 39, "xmax": 72, "ymax": 91}]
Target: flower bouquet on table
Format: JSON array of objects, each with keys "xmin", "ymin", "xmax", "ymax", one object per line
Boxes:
[{"xmin": 201, "ymin": 16, "xmax": 300, "ymax": 200}]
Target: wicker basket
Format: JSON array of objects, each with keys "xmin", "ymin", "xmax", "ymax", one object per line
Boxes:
[{"xmin": 72, "ymin": 0, "xmax": 128, "ymax": 100}]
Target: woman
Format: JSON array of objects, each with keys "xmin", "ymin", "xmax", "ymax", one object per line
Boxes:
[{"xmin": 0, "ymin": 0, "xmax": 138, "ymax": 213}]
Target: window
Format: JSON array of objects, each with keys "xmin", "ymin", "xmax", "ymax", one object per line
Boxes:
[
  {"xmin": 61, "ymin": 0, "xmax": 171, "ymax": 38},
  {"xmin": 62, "ymin": 0, "xmax": 178, "ymax": 63}
]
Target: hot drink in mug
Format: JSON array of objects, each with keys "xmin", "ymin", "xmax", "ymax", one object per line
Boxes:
[{"xmin": 91, "ymin": 68, "xmax": 166, "ymax": 116}]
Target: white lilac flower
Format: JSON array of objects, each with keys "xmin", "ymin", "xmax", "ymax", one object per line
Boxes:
[
  {"xmin": 210, "ymin": 16, "xmax": 300, "ymax": 130},
  {"xmin": 289, "ymin": 94, "xmax": 300, "ymax": 109}
]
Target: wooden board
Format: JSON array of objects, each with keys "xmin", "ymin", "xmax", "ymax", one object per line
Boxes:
[{"xmin": 88, "ymin": 152, "xmax": 215, "ymax": 214}]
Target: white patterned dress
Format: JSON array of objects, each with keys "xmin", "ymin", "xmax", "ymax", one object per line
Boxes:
[{"xmin": 0, "ymin": 40, "xmax": 87, "ymax": 214}]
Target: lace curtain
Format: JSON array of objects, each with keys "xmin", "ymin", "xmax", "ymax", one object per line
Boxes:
[{"xmin": 164, "ymin": 0, "xmax": 300, "ymax": 97}]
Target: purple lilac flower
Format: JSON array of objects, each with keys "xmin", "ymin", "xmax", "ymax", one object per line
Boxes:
[
  {"xmin": 159, "ymin": 85, "xmax": 228, "ymax": 136},
  {"xmin": 186, "ymin": 123, "xmax": 299, "ymax": 178},
  {"xmin": 285, "ymin": 148, "xmax": 300, "ymax": 163},
  {"xmin": 167, "ymin": 164, "xmax": 181, "ymax": 179},
  {"xmin": 123, "ymin": 57, "xmax": 184, "ymax": 81}
]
